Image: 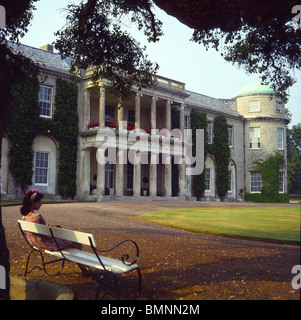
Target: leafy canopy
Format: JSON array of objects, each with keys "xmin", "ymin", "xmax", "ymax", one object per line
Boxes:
[
  {"xmin": 55, "ymin": 0, "xmax": 162, "ymax": 100},
  {"xmin": 192, "ymin": 18, "xmax": 301, "ymax": 103}
]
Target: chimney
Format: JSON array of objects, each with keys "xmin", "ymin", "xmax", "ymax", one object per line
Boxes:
[{"xmin": 39, "ymin": 44, "xmax": 54, "ymax": 52}]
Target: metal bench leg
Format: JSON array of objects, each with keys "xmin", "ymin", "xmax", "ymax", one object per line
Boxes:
[
  {"xmin": 43, "ymin": 258, "xmax": 65, "ymax": 276},
  {"xmin": 94, "ymin": 272, "xmax": 120, "ymax": 300},
  {"xmin": 94, "ymin": 269, "xmax": 141, "ymax": 300},
  {"xmin": 24, "ymin": 249, "xmax": 47, "ymax": 277},
  {"xmin": 24, "ymin": 249, "xmax": 36, "ymax": 277},
  {"xmin": 136, "ymin": 267, "xmax": 142, "ymax": 298},
  {"xmin": 24, "ymin": 249, "xmax": 65, "ymax": 277}
]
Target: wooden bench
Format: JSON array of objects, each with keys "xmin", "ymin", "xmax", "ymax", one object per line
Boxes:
[{"xmin": 18, "ymin": 220, "xmax": 141, "ymax": 299}]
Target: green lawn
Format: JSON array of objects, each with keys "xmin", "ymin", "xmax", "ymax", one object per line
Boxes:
[{"xmin": 142, "ymin": 207, "xmax": 301, "ymax": 243}]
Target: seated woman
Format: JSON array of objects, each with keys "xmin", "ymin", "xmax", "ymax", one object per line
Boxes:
[{"xmin": 20, "ymin": 190, "xmax": 91, "ymax": 276}]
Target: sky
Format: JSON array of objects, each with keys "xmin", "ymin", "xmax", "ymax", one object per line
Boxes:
[{"xmin": 21, "ymin": 0, "xmax": 300, "ymax": 127}]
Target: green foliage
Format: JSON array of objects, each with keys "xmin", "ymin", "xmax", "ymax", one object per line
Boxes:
[
  {"xmin": 190, "ymin": 109, "xmax": 207, "ymax": 198},
  {"xmin": 189, "ymin": 113, "xmax": 230, "ymax": 200},
  {"xmin": 249, "ymin": 153, "xmax": 288, "ymax": 203},
  {"xmin": 142, "ymin": 206, "xmax": 299, "ymax": 243},
  {"xmin": 213, "ymin": 116, "xmax": 230, "ymax": 201},
  {"xmin": 192, "ymin": 19, "xmax": 301, "ymax": 103},
  {"xmin": 53, "ymin": 79, "xmax": 78, "ymax": 198},
  {"xmin": 8, "ymin": 77, "xmax": 78, "ymax": 198},
  {"xmin": 245, "ymin": 192, "xmax": 289, "ymax": 203},
  {"xmin": 287, "ymin": 124, "xmax": 301, "ymax": 194},
  {"xmin": 54, "ymin": 1, "xmax": 161, "ymax": 101},
  {"xmin": 7, "ymin": 63, "xmax": 40, "ymax": 190}
]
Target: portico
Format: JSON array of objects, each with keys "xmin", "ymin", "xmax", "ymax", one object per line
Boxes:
[{"xmin": 77, "ymin": 74, "xmax": 189, "ymax": 201}]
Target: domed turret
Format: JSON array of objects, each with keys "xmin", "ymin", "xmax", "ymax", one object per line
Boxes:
[
  {"xmin": 235, "ymin": 82, "xmax": 289, "ymax": 194},
  {"xmin": 235, "ymin": 82, "xmax": 285, "ymax": 118},
  {"xmin": 235, "ymin": 82, "xmax": 275, "ymax": 98}
]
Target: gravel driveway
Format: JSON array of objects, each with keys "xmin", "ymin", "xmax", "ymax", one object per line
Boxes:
[{"xmin": 2, "ymin": 200, "xmax": 300, "ymax": 300}]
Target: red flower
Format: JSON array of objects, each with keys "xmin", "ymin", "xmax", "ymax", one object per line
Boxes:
[
  {"xmin": 88, "ymin": 121, "xmax": 99, "ymax": 128},
  {"xmin": 105, "ymin": 121, "xmax": 117, "ymax": 128}
]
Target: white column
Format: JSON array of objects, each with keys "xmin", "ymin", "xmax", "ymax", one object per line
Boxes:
[
  {"xmin": 133, "ymin": 93, "xmax": 142, "ymax": 196},
  {"xmin": 164, "ymin": 100, "xmax": 172, "ymax": 196},
  {"xmin": 149, "ymin": 152, "xmax": 157, "ymax": 197},
  {"xmin": 179, "ymin": 104, "xmax": 186, "ymax": 197},
  {"xmin": 82, "ymin": 149, "xmax": 91, "ymax": 195},
  {"xmin": 151, "ymin": 96, "xmax": 157, "ymax": 129},
  {"xmin": 135, "ymin": 92, "xmax": 142, "ymax": 129},
  {"xmin": 117, "ymin": 99, "xmax": 123, "ymax": 125},
  {"xmin": 99, "ymin": 87, "xmax": 105, "ymax": 127},
  {"xmin": 133, "ymin": 158, "xmax": 141, "ymax": 197},
  {"xmin": 149, "ymin": 96, "xmax": 158, "ymax": 197},
  {"xmin": 116, "ymin": 99, "xmax": 124, "ymax": 196},
  {"xmin": 97, "ymin": 158, "xmax": 105, "ymax": 200},
  {"xmin": 164, "ymin": 155, "xmax": 172, "ymax": 197},
  {"xmin": 179, "ymin": 103, "xmax": 185, "ymax": 134},
  {"xmin": 84, "ymin": 89, "xmax": 90, "ymax": 129},
  {"xmin": 116, "ymin": 154, "xmax": 124, "ymax": 196},
  {"xmin": 165, "ymin": 100, "xmax": 172, "ymax": 131}
]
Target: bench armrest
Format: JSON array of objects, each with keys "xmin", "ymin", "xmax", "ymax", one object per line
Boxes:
[{"xmin": 90, "ymin": 239, "xmax": 139, "ymax": 266}]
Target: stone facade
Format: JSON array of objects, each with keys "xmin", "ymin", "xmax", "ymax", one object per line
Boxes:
[
  {"xmin": 0, "ymin": 43, "xmax": 289, "ymax": 201},
  {"xmin": 236, "ymin": 92, "xmax": 289, "ymax": 195}
]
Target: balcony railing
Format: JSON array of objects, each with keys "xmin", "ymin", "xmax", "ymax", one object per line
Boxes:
[{"xmin": 152, "ymin": 75, "xmax": 185, "ymax": 91}]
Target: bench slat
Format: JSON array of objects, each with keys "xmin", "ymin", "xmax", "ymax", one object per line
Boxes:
[
  {"xmin": 44, "ymin": 248, "xmax": 138, "ymax": 274},
  {"xmin": 18, "ymin": 220, "xmax": 96, "ymax": 247}
]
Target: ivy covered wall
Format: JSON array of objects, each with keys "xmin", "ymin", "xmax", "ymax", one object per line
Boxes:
[
  {"xmin": 7, "ymin": 64, "xmax": 40, "ymax": 191},
  {"xmin": 190, "ymin": 109, "xmax": 207, "ymax": 199},
  {"xmin": 190, "ymin": 110, "xmax": 231, "ymax": 201},
  {"xmin": 212, "ymin": 115, "xmax": 231, "ymax": 201},
  {"xmin": 7, "ymin": 76, "xmax": 78, "ymax": 198},
  {"xmin": 246, "ymin": 153, "xmax": 289, "ymax": 203}
]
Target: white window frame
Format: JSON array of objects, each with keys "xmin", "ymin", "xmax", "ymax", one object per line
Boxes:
[
  {"xmin": 105, "ymin": 162, "xmax": 114, "ymax": 189},
  {"xmin": 105, "ymin": 105, "xmax": 115, "ymax": 123},
  {"xmin": 205, "ymin": 168, "xmax": 211, "ymax": 191},
  {"xmin": 250, "ymin": 172, "xmax": 261, "ymax": 193},
  {"xmin": 276, "ymin": 101, "xmax": 282, "ymax": 113},
  {"xmin": 249, "ymin": 127, "xmax": 261, "ymax": 149},
  {"xmin": 277, "ymin": 128, "xmax": 284, "ymax": 150},
  {"xmin": 228, "ymin": 170, "xmax": 232, "ymax": 193},
  {"xmin": 34, "ymin": 151, "xmax": 49, "ymax": 186},
  {"xmin": 249, "ymin": 100, "xmax": 260, "ymax": 112},
  {"xmin": 39, "ymin": 85, "xmax": 53, "ymax": 118}
]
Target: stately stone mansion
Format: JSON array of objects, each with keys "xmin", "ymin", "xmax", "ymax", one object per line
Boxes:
[{"xmin": 1, "ymin": 43, "xmax": 289, "ymax": 201}]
